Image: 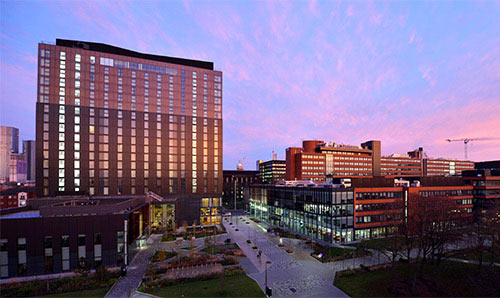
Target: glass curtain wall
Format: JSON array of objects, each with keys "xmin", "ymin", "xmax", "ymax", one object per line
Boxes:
[{"xmin": 249, "ymin": 185, "xmax": 354, "ymax": 243}]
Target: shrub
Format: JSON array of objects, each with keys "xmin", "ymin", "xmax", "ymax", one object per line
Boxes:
[
  {"xmin": 252, "ymin": 246, "xmax": 258, "ymax": 249},
  {"xmin": 95, "ymin": 265, "xmax": 110, "ymax": 283},
  {"xmin": 157, "ymin": 250, "xmax": 167, "ymax": 262},
  {"xmin": 220, "ymin": 257, "xmax": 239, "ymax": 266},
  {"xmin": 224, "ymin": 267, "xmax": 245, "ymax": 277},
  {"xmin": 0, "ymin": 271, "xmax": 119, "ymax": 297},
  {"xmin": 246, "ymin": 240, "xmax": 252, "ymax": 244}
]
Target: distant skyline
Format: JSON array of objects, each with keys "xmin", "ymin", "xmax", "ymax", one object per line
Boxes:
[{"xmin": 1, "ymin": 0, "xmax": 499, "ymax": 170}]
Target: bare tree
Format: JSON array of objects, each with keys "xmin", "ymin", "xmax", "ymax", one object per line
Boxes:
[
  {"xmin": 182, "ymin": 220, "xmax": 188, "ymax": 240},
  {"xmin": 190, "ymin": 220, "xmax": 197, "ymax": 249},
  {"xmin": 371, "ymin": 234, "xmax": 404, "ymax": 294},
  {"xmin": 405, "ymin": 194, "xmax": 469, "ymax": 294},
  {"xmin": 485, "ymin": 202, "xmax": 500, "ymax": 266},
  {"xmin": 477, "ymin": 200, "xmax": 500, "ymax": 268}
]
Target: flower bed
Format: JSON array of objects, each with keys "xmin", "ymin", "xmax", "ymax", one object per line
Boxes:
[
  {"xmin": 147, "ymin": 254, "xmax": 239, "ymax": 276},
  {"xmin": 0, "ymin": 269, "xmax": 118, "ymax": 297},
  {"xmin": 201, "ymin": 243, "xmax": 245, "ymax": 256},
  {"xmin": 151, "ymin": 250, "xmax": 177, "ymax": 263},
  {"xmin": 162, "ymin": 226, "xmax": 225, "ymax": 242},
  {"xmin": 141, "ymin": 267, "xmax": 246, "ymax": 291},
  {"xmin": 142, "ymin": 272, "xmax": 223, "ymax": 290}
]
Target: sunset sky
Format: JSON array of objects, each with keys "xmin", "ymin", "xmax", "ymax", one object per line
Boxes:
[{"xmin": 1, "ymin": 0, "xmax": 499, "ymax": 169}]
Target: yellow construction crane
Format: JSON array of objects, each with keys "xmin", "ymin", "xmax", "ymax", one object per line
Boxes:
[{"xmin": 445, "ymin": 137, "xmax": 500, "ymax": 160}]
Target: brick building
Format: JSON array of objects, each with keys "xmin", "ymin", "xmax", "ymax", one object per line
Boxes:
[
  {"xmin": 36, "ymin": 39, "xmax": 223, "ymax": 198},
  {"xmin": 285, "ymin": 140, "xmax": 473, "ymax": 182},
  {"xmin": 0, "ymin": 187, "xmax": 36, "ymax": 209},
  {"xmin": 0, "ymin": 192, "xmax": 221, "ymax": 279}
]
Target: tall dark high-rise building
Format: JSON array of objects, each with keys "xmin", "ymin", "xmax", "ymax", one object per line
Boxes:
[
  {"xmin": 23, "ymin": 140, "xmax": 36, "ymax": 181},
  {"xmin": 36, "ymin": 39, "xmax": 223, "ymax": 197}
]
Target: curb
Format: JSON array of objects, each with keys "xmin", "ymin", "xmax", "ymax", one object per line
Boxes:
[{"xmin": 134, "ymin": 290, "xmax": 162, "ymax": 298}]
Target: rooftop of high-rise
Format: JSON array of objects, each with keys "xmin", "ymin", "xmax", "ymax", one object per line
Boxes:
[{"xmin": 53, "ymin": 38, "xmax": 214, "ymax": 70}]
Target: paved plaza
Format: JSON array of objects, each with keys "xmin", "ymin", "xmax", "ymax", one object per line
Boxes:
[
  {"xmin": 105, "ymin": 216, "xmax": 400, "ymax": 298},
  {"xmin": 223, "ymin": 215, "xmax": 352, "ymax": 298}
]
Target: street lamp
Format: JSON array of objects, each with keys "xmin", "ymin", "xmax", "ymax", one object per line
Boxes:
[
  {"xmin": 233, "ymin": 178, "xmax": 238, "ymax": 211},
  {"xmin": 265, "ymin": 261, "xmax": 272, "ymax": 297}
]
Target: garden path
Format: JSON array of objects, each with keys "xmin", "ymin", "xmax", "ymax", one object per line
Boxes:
[{"xmin": 105, "ymin": 234, "xmax": 162, "ymax": 298}]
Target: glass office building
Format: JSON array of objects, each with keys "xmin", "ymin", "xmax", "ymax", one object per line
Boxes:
[{"xmin": 248, "ymin": 184, "xmax": 354, "ymax": 243}]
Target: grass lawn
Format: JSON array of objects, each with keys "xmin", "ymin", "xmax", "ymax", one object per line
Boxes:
[
  {"xmin": 39, "ymin": 287, "xmax": 108, "ymax": 297},
  {"xmin": 451, "ymin": 248, "xmax": 500, "ymax": 264},
  {"xmin": 334, "ymin": 260, "xmax": 500, "ymax": 297},
  {"xmin": 309, "ymin": 243, "xmax": 370, "ymax": 262},
  {"xmin": 143, "ymin": 274, "xmax": 264, "ymax": 297},
  {"xmin": 346, "ymin": 236, "xmax": 408, "ymax": 250}
]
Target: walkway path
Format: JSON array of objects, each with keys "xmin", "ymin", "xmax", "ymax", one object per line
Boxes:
[
  {"xmin": 224, "ymin": 215, "xmax": 349, "ymax": 298},
  {"xmin": 105, "ymin": 234, "xmax": 161, "ymax": 298}
]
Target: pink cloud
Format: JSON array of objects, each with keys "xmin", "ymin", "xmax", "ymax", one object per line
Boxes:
[
  {"xmin": 419, "ymin": 65, "xmax": 436, "ymax": 87},
  {"xmin": 346, "ymin": 5, "xmax": 354, "ymax": 17}
]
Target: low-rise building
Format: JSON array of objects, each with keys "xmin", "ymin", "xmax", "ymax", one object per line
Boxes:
[
  {"xmin": 248, "ymin": 177, "xmax": 473, "ymax": 243},
  {"xmin": 0, "ymin": 192, "xmax": 221, "ymax": 279},
  {"xmin": 463, "ymin": 169, "xmax": 500, "ymax": 222},
  {"xmin": 0, "ymin": 196, "xmax": 150, "ymax": 278},
  {"xmin": 0, "ymin": 186, "xmax": 36, "ymax": 209},
  {"xmin": 222, "ymin": 170, "xmax": 259, "ymax": 209}
]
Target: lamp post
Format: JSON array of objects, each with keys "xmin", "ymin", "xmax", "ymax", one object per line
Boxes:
[
  {"xmin": 265, "ymin": 261, "xmax": 272, "ymax": 296},
  {"xmin": 234, "ymin": 178, "xmax": 237, "ymax": 211}
]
